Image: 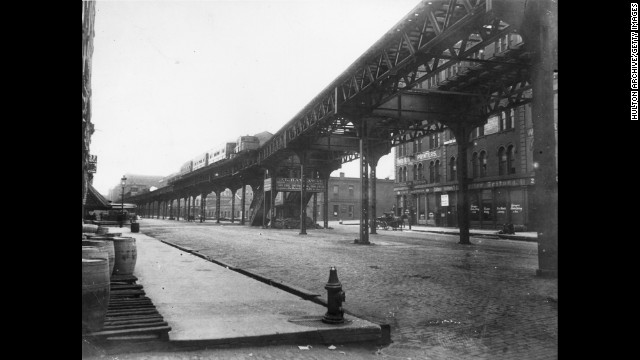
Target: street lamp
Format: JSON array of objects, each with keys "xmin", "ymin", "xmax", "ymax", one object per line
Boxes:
[{"xmin": 120, "ymin": 175, "xmax": 127, "ymax": 227}]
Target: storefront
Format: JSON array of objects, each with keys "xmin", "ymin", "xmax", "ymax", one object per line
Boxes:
[{"xmin": 396, "ymin": 177, "xmax": 531, "ymax": 230}]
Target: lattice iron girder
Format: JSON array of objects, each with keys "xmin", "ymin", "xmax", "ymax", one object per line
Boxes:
[{"xmin": 258, "ymin": 0, "xmax": 490, "ymax": 163}]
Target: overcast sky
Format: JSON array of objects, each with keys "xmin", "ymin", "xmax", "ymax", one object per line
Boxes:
[{"xmin": 90, "ymin": 0, "xmax": 423, "ymax": 196}]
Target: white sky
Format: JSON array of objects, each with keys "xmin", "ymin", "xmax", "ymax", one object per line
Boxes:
[{"xmin": 90, "ymin": 0, "xmax": 423, "ymax": 195}]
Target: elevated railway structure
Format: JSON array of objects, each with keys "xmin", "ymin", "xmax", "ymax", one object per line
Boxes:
[{"xmin": 128, "ymin": 0, "xmax": 557, "ymax": 277}]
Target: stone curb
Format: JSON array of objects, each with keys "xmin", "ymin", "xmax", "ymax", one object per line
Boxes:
[{"xmin": 157, "ymin": 239, "xmax": 392, "ymax": 345}]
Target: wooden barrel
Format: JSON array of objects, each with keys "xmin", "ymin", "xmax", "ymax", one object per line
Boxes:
[
  {"xmin": 82, "ymin": 240, "xmax": 115, "ymax": 276},
  {"xmin": 82, "ymin": 258, "xmax": 110, "ymax": 333},
  {"xmin": 82, "ymin": 224, "xmax": 99, "ymax": 233},
  {"xmin": 110, "ymin": 237, "xmax": 137, "ymax": 276}
]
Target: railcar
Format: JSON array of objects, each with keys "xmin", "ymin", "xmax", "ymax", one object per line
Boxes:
[
  {"xmin": 179, "ymin": 160, "xmax": 193, "ymax": 175},
  {"xmin": 207, "ymin": 142, "xmax": 236, "ymax": 165},
  {"xmin": 192, "ymin": 152, "xmax": 209, "ymax": 171},
  {"xmin": 235, "ymin": 135, "xmax": 260, "ymax": 153}
]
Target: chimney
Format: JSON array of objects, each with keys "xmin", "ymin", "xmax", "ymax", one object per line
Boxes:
[{"xmin": 340, "ymin": 172, "xmax": 345, "ymax": 178}]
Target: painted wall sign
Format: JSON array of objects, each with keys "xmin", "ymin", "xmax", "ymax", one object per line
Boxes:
[
  {"xmin": 264, "ymin": 178, "xmax": 271, "ymax": 191},
  {"xmin": 275, "ymin": 178, "xmax": 324, "ymax": 192}
]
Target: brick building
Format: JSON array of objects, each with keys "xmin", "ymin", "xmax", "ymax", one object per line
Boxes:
[
  {"xmin": 393, "ymin": 32, "xmax": 557, "ymax": 231},
  {"xmin": 307, "ymin": 173, "xmax": 395, "ymax": 222},
  {"xmin": 108, "ymin": 174, "xmax": 165, "ymax": 202}
]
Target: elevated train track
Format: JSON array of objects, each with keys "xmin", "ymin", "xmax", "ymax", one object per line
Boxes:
[{"xmin": 128, "ymin": 0, "xmax": 557, "ymax": 276}]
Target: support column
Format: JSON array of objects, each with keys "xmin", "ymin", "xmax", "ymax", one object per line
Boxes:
[
  {"xmin": 262, "ymin": 171, "xmax": 268, "ymax": 228},
  {"xmin": 312, "ymin": 192, "xmax": 318, "ymax": 225},
  {"xmin": 270, "ymin": 174, "xmax": 276, "ymax": 229},
  {"xmin": 215, "ymin": 191, "xmax": 221, "ymax": 223},
  {"xmin": 451, "ymin": 124, "xmax": 472, "ymax": 245},
  {"xmin": 177, "ymin": 197, "xmax": 181, "ymax": 221},
  {"xmin": 241, "ymin": 183, "xmax": 246, "ymax": 225},
  {"xmin": 358, "ymin": 119, "xmax": 370, "ymax": 244},
  {"xmin": 529, "ymin": 0, "xmax": 557, "ymax": 277},
  {"xmin": 200, "ymin": 192, "xmax": 206, "ymax": 222},
  {"xmin": 370, "ymin": 160, "xmax": 377, "ymax": 235},
  {"xmin": 231, "ymin": 189, "xmax": 236, "ymax": 223},
  {"xmin": 299, "ymin": 152, "xmax": 307, "ymax": 235},
  {"xmin": 323, "ymin": 173, "xmax": 329, "ymax": 229},
  {"xmin": 157, "ymin": 200, "xmax": 161, "ymax": 219}
]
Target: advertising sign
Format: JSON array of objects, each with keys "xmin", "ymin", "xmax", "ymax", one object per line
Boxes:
[
  {"xmin": 275, "ymin": 178, "xmax": 324, "ymax": 192},
  {"xmin": 441, "ymin": 194, "xmax": 449, "ymax": 206}
]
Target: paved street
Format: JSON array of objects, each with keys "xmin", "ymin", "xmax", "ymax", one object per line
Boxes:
[{"xmin": 118, "ymin": 218, "xmax": 557, "ymax": 359}]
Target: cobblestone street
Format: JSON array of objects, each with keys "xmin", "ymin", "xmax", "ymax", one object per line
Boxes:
[{"xmin": 132, "ymin": 219, "xmax": 557, "ymax": 360}]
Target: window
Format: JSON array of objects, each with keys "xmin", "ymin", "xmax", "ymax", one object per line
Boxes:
[
  {"xmin": 403, "ymin": 167, "xmax": 407, "ymax": 182},
  {"xmin": 429, "ymin": 133, "xmax": 439, "ymax": 149},
  {"xmin": 333, "ymin": 205, "xmax": 339, "ymax": 217},
  {"xmin": 449, "ymin": 157, "xmax": 457, "ymax": 181},
  {"xmin": 429, "ymin": 161, "xmax": 435, "ymax": 183},
  {"xmin": 333, "ymin": 185, "xmax": 339, "ymax": 197},
  {"xmin": 398, "ymin": 168, "xmax": 403, "ymax": 182},
  {"xmin": 507, "ymin": 145, "xmax": 516, "ymax": 174},
  {"xmin": 348, "ymin": 205, "xmax": 354, "ymax": 218},
  {"xmin": 418, "ymin": 163, "xmax": 424, "ymax": 180},
  {"xmin": 435, "ymin": 160, "xmax": 441, "ymax": 183},
  {"xmin": 472, "ymin": 152, "xmax": 479, "ymax": 178},
  {"xmin": 418, "ymin": 137, "xmax": 423, "ymax": 152},
  {"xmin": 498, "ymin": 147, "xmax": 507, "ymax": 175},
  {"xmin": 500, "ymin": 109, "xmax": 515, "ymax": 131},
  {"xmin": 413, "ymin": 140, "xmax": 418, "ymax": 154},
  {"xmin": 413, "ymin": 164, "xmax": 418, "ymax": 181},
  {"xmin": 348, "ymin": 185, "xmax": 354, "ymax": 196},
  {"xmin": 480, "ymin": 151, "xmax": 487, "ymax": 177}
]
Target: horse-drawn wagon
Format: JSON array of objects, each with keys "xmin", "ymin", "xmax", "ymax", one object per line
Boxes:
[{"xmin": 376, "ymin": 212, "xmax": 404, "ymax": 230}]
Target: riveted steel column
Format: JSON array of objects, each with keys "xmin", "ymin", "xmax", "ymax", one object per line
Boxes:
[
  {"xmin": 231, "ymin": 189, "xmax": 236, "ymax": 223},
  {"xmin": 177, "ymin": 197, "xmax": 181, "ymax": 221},
  {"xmin": 215, "ymin": 191, "xmax": 221, "ymax": 223},
  {"xmin": 262, "ymin": 171, "xmax": 268, "ymax": 228},
  {"xmin": 358, "ymin": 120, "xmax": 370, "ymax": 244},
  {"xmin": 370, "ymin": 161, "xmax": 377, "ymax": 235},
  {"xmin": 300, "ymin": 152, "xmax": 307, "ymax": 235},
  {"xmin": 323, "ymin": 172, "xmax": 329, "ymax": 229},
  {"xmin": 530, "ymin": 0, "xmax": 557, "ymax": 278},
  {"xmin": 241, "ymin": 183, "xmax": 246, "ymax": 225},
  {"xmin": 312, "ymin": 192, "xmax": 318, "ymax": 224},
  {"xmin": 270, "ymin": 173, "xmax": 276, "ymax": 229},
  {"xmin": 451, "ymin": 124, "xmax": 471, "ymax": 245},
  {"xmin": 157, "ymin": 200, "xmax": 161, "ymax": 219}
]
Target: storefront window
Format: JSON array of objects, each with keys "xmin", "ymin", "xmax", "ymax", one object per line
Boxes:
[
  {"xmin": 469, "ymin": 192, "xmax": 480, "ymax": 222},
  {"xmin": 481, "ymin": 189, "xmax": 493, "ymax": 223},
  {"xmin": 495, "ymin": 189, "xmax": 508, "ymax": 225},
  {"xmin": 509, "ymin": 189, "xmax": 524, "ymax": 225}
]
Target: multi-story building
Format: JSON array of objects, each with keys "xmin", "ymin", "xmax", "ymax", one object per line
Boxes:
[
  {"xmin": 308, "ymin": 172, "xmax": 396, "ymax": 222},
  {"xmin": 393, "ymin": 33, "xmax": 558, "ymax": 230},
  {"xmin": 108, "ymin": 174, "xmax": 165, "ymax": 202},
  {"xmin": 82, "ymin": 1, "xmax": 97, "ymax": 219}
]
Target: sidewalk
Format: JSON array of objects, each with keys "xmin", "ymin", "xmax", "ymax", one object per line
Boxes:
[
  {"xmin": 334, "ymin": 220, "xmax": 537, "ymax": 241},
  {"xmin": 94, "ymin": 226, "xmax": 384, "ymax": 351}
]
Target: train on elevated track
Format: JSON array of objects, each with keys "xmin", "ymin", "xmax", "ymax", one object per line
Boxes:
[{"xmin": 165, "ymin": 132, "xmax": 273, "ymax": 185}]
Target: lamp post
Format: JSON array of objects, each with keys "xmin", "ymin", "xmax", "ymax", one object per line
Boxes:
[{"xmin": 120, "ymin": 175, "xmax": 127, "ymax": 228}]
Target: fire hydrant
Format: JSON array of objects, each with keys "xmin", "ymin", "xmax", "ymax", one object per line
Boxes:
[{"xmin": 322, "ymin": 266, "xmax": 346, "ymax": 324}]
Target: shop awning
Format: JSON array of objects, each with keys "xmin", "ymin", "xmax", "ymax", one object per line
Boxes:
[{"xmin": 85, "ymin": 184, "xmax": 111, "ymax": 210}]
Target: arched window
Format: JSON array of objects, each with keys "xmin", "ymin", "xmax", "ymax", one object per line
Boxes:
[
  {"xmin": 413, "ymin": 164, "xmax": 418, "ymax": 181},
  {"xmin": 418, "ymin": 163, "xmax": 423, "ymax": 180},
  {"xmin": 498, "ymin": 147, "xmax": 507, "ymax": 175},
  {"xmin": 480, "ymin": 151, "xmax": 487, "ymax": 177},
  {"xmin": 472, "ymin": 152, "xmax": 479, "ymax": 178},
  {"xmin": 435, "ymin": 160, "xmax": 441, "ymax": 183},
  {"xmin": 449, "ymin": 156, "xmax": 457, "ymax": 181},
  {"xmin": 507, "ymin": 145, "xmax": 516, "ymax": 174},
  {"xmin": 429, "ymin": 161, "xmax": 435, "ymax": 183},
  {"xmin": 398, "ymin": 168, "xmax": 403, "ymax": 182},
  {"xmin": 403, "ymin": 167, "xmax": 408, "ymax": 182}
]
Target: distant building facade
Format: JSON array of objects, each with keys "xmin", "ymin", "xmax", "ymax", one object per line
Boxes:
[
  {"xmin": 307, "ymin": 173, "xmax": 396, "ymax": 222},
  {"xmin": 108, "ymin": 174, "xmax": 165, "ymax": 202}
]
